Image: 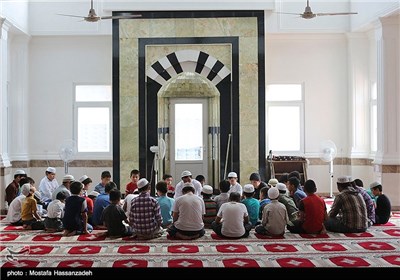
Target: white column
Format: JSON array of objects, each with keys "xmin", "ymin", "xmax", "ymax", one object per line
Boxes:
[
  {"xmin": 9, "ymin": 34, "xmax": 30, "ymax": 161},
  {"xmin": 0, "ymin": 18, "xmax": 11, "ymax": 211},
  {"xmin": 0, "ymin": 18, "xmax": 11, "ymax": 168},
  {"xmin": 347, "ymin": 33, "xmax": 370, "ymax": 158},
  {"xmin": 374, "ymin": 15, "xmax": 400, "ymax": 209}
]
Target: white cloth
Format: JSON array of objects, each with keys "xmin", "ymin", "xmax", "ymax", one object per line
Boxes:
[
  {"xmin": 6, "ymin": 195, "xmax": 26, "ymax": 223},
  {"xmin": 173, "ymin": 192, "xmax": 205, "ymax": 231},
  {"xmin": 39, "ymin": 176, "xmax": 59, "ymax": 202},
  {"xmin": 123, "ymin": 193, "xmax": 138, "ymax": 217},
  {"xmin": 217, "ymin": 201, "xmax": 248, "ymax": 237},
  {"xmin": 46, "ymin": 199, "xmax": 65, "ymax": 219},
  {"xmin": 174, "ymin": 179, "xmax": 202, "ymax": 199},
  {"xmin": 227, "ymin": 183, "xmax": 243, "ymax": 196}
]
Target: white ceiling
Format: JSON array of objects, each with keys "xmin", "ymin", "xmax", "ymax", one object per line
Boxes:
[{"xmin": 1, "ymin": 1, "xmax": 399, "ymax": 36}]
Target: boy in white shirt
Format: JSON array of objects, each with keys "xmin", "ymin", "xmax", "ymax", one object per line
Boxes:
[
  {"xmin": 212, "ymin": 192, "xmax": 252, "ymax": 238},
  {"xmin": 45, "ymin": 191, "xmax": 66, "ymax": 232},
  {"xmin": 226, "ymin": 172, "xmax": 243, "ymax": 196}
]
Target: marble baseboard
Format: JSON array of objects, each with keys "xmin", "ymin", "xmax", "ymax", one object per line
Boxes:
[{"xmin": 8, "ymin": 160, "xmax": 113, "ymax": 168}]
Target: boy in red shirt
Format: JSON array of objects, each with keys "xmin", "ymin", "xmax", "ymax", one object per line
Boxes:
[
  {"xmin": 125, "ymin": 169, "xmax": 140, "ymax": 196},
  {"xmin": 287, "ymin": 179, "xmax": 328, "ymax": 234}
]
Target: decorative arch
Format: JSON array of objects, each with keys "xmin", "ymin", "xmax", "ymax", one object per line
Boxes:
[
  {"xmin": 147, "ymin": 50, "xmax": 231, "ymax": 86},
  {"xmin": 132, "ymin": 36, "xmax": 241, "ymax": 194}
]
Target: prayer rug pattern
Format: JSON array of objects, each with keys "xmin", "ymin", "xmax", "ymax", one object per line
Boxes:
[{"xmin": 1, "ymin": 214, "xmax": 399, "ymax": 268}]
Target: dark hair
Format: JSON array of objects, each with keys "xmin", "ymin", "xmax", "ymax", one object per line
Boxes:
[
  {"xmin": 229, "ymin": 192, "xmax": 241, "ymax": 202},
  {"xmin": 109, "ymin": 189, "xmax": 122, "ymax": 201},
  {"xmin": 182, "ymin": 185, "xmax": 195, "ymax": 194},
  {"xmin": 130, "ymin": 169, "xmax": 140, "ymax": 177},
  {"xmin": 279, "ymin": 173, "xmax": 289, "ymax": 183},
  {"xmin": 82, "ymin": 178, "xmax": 92, "ymax": 185},
  {"xmin": 354, "ymin": 178, "xmax": 363, "ymax": 187},
  {"xmin": 243, "ymin": 191, "xmax": 253, "ymax": 198},
  {"xmin": 19, "ymin": 177, "xmax": 35, "ymax": 187},
  {"xmin": 156, "ymin": 181, "xmax": 168, "ymax": 194},
  {"xmin": 88, "ymin": 195, "xmax": 97, "ymax": 200},
  {"xmin": 371, "ymin": 184, "xmax": 382, "ymax": 192},
  {"xmin": 195, "ymin": 175, "xmax": 205, "ymax": 183},
  {"xmin": 249, "ymin": 172, "xmax": 261, "ymax": 181},
  {"xmin": 219, "ymin": 180, "xmax": 231, "ymax": 193},
  {"xmin": 163, "ymin": 174, "xmax": 172, "ymax": 180},
  {"xmin": 304, "ymin": 179, "xmax": 317, "ymax": 194},
  {"xmin": 105, "ymin": 181, "xmax": 117, "ymax": 193},
  {"xmin": 101, "ymin": 171, "xmax": 112, "ymax": 179},
  {"xmin": 288, "ymin": 177, "xmax": 300, "ymax": 187},
  {"xmin": 202, "ymin": 192, "xmax": 213, "ymax": 199},
  {"xmin": 260, "ymin": 186, "xmax": 269, "ymax": 197},
  {"xmin": 70, "ymin": 181, "xmax": 83, "ymax": 195},
  {"xmin": 14, "ymin": 173, "xmax": 27, "ymax": 180},
  {"xmin": 56, "ymin": 191, "xmax": 67, "ymax": 201},
  {"xmin": 288, "ymin": 171, "xmax": 301, "ymax": 180}
]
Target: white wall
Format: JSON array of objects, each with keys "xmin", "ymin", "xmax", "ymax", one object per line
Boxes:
[
  {"xmin": 3, "ymin": 1, "xmax": 397, "ymax": 202},
  {"xmin": 25, "ymin": 1, "xmax": 364, "ymax": 36},
  {"xmin": 266, "ymin": 33, "xmax": 354, "ymax": 193},
  {"xmin": 27, "ymin": 36, "xmax": 112, "ymax": 160},
  {"xmin": 266, "ymin": 33, "xmax": 349, "ymax": 154},
  {"xmin": 0, "ymin": 0, "xmax": 29, "ymax": 34},
  {"xmin": 24, "ymin": 32, "xmax": 358, "ymax": 195},
  {"xmin": 4, "ymin": 1, "xmax": 399, "ymax": 36},
  {"xmin": 351, "ymin": 0, "xmax": 400, "ymax": 31}
]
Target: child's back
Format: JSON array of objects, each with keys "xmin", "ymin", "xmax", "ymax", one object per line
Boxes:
[
  {"xmin": 255, "ymin": 187, "xmax": 288, "ymax": 236},
  {"xmin": 101, "ymin": 189, "xmax": 132, "ymax": 237},
  {"xmin": 241, "ymin": 184, "xmax": 260, "ymax": 227},
  {"xmin": 214, "ymin": 180, "xmax": 231, "ymax": 210},
  {"xmin": 202, "ymin": 185, "xmax": 217, "ymax": 228},
  {"xmin": 156, "ymin": 181, "xmax": 175, "ymax": 228},
  {"xmin": 62, "ymin": 181, "xmax": 90, "ymax": 236}
]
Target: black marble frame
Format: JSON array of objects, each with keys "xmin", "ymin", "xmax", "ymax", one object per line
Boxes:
[{"xmin": 141, "ymin": 37, "xmax": 236, "ymax": 193}]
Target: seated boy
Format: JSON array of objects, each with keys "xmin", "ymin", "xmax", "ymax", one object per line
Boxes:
[
  {"xmin": 62, "ymin": 181, "xmax": 93, "ymax": 236},
  {"xmin": 101, "ymin": 189, "xmax": 132, "ymax": 238}
]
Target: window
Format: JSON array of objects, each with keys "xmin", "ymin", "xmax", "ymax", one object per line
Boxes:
[
  {"xmin": 266, "ymin": 84, "xmax": 304, "ymax": 155},
  {"xmin": 370, "ymin": 82, "xmax": 377, "ymax": 152},
  {"xmin": 74, "ymin": 85, "xmax": 112, "ymax": 157},
  {"xmin": 174, "ymin": 103, "xmax": 203, "ymax": 161}
]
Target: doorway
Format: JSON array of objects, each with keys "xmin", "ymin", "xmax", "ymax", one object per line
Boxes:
[{"xmin": 169, "ymin": 98, "xmax": 208, "ymax": 182}]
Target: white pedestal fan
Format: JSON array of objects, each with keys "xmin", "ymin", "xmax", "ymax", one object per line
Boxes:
[
  {"xmin": 319, "ymin": 140, "xmax": 337, "ymax": 198},
  {"xmin": 58, "ymin": 139, "xmax": 77, "ymax": 174},
  {"xmin": 150, "ymin": 138, "xmax": 166, "ymax": 184}
]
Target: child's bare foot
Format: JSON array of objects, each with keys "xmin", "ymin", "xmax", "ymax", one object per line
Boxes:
[
  {"xmin": 67, "ymin": 230, "xmax": 76, "ymax": 236},
  {"xmin": 63, "ymin": 230, "xmax": 76, "ymax": 237},
  {"xmin": 23, "ymin": 224, "xmax": 32, "ymax": 230},
  {"xmin": 95, "ymin": 231, "xmax": 108, "ymax": 237}
]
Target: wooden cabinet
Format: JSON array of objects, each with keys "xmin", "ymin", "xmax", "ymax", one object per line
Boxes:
[{"xmin": 267, "ymin": 156, "xmax": 308, "ymax": 185}]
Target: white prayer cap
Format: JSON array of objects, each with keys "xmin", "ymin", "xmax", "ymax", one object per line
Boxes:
[{"xmin": 46, "ymin": 167, "xmax": 56, "ymax": 174}]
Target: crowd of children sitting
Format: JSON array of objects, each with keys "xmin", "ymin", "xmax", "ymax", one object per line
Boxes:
[{"xmin": 4, "ymin": 167, "xmax": 393, "ymax": 240}]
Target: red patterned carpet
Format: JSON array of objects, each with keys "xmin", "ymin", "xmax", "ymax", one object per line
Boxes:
[{"xmin": 1, "ymin": 213, "xmax": 399, "ymax": 269}]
